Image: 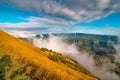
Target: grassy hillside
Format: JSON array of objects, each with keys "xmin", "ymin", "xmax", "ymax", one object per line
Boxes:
[{"xmin": 0, "ymin": 30, "xmax": 99, "ymax": 80}]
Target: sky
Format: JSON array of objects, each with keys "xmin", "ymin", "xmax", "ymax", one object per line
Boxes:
[{"xmin": 0, "ymin": 0, "xmax": 120, "ymax": 35}]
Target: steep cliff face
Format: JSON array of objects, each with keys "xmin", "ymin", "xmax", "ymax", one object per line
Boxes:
[{"xmin": 0, "ymin": 30, "xmax": 98, "ymax": 80}]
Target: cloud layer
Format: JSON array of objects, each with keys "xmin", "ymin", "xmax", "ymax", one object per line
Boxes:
[
  {"xmin": 1, "ymin": 0, "xmax": 120, "ymax": 22},
  {"xmin": 0, "ymin": 0, "xmax": 120, "ymax": 35},
  {"xmin": 0, "ymin": 16, "xmax": 74, "ymax": 34},
  {"xmin": 2, "ymin": 0, "xmax": 120, "ymax": 22}
]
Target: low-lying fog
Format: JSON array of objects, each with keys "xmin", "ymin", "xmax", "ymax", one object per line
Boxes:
[{"xmin": 32, "ymin": 35, "xmax": 120, "ymax": 80}]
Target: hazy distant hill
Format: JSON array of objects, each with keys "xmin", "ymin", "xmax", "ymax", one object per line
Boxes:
[
  {"xmin": 22, "ymin": 33, "xmax": 118, "ymax": 61},
  {"xmin": 0, "ymin": 30, "xmax": 99, "ymax": 80}
]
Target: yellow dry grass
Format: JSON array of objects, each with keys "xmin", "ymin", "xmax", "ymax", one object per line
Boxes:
[{"xmin": 0, "ymin": 30, "xmax": 98, "ymax": 80}]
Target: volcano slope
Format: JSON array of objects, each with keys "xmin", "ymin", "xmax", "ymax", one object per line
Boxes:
[{"xmin": 0, "ymin": 30, "xmax": 99, "ymax": 80}]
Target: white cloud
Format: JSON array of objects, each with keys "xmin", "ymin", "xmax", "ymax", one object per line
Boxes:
[
  {"xmin": 0, "ymin": 16, "xmax": 74, "ymax": 34},
  {"xmin": 0, "ymin": 22, "xmax": 43, "ymax": 28},
  {"xmin": 1, "ymin": 0, "xmax": 120, "ymax": 22},
  {"xmin": 27, "ymin": 16, "xmax": 74, "ymax": 26},
  {"xmin": 0, "ymin": 0, "xmax": 120, "ymax": 35},
  {"xmin": 0, "ymin": 17, "xmax": 119, "ymax": 35},
  {"xmin": 98, "ymin": 0, "xmax": 110, "ymax": 9},
  {"xmin": 0, "ymin": 16, "xmax": 74, "ymax": 29},
  {"xmin": 8, "ymin": 30, "xmax": 35, "ymax": 38}
]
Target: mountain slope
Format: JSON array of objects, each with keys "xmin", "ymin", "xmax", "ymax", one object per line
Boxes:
[{"xmin": 0, "ymin": 30, "xmax": 98, "ymax": 80}]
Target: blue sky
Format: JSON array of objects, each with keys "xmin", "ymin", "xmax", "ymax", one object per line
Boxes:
[{"xmin": 0, "ymin": 0, "xmax": 120, "ymax": 35}]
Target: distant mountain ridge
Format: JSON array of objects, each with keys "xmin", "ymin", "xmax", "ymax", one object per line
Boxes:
[
  {"xmin": 21, "ymin": 33, "xmax": 118, "ymax": 57},
  {"xmin": 36, "ymin": 33, "xmax": 118, "ymax": 43}
]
